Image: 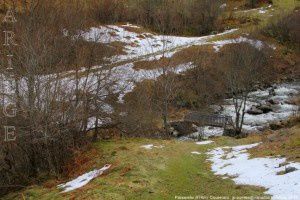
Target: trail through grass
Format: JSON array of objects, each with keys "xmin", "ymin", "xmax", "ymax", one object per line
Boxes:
[{"xmin": 5, "ymin": 137, "xmax": 270, "ymax": 200}]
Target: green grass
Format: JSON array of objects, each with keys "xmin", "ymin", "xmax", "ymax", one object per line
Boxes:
[
  {"xmin": 218, "ymin": 0, "xmax": 299, "ymax": 38},
  {"xmin": 4, "ymin": 137, "xmax": 269, "ymax": 200},
  {"xmin": 273, "ymin": 0, "xmax": 299, "ymax": 9},
  {"xmin": 249, "ymin": 125, "xmax": 300, "ymax": 162},
  {"xmin": 204, "ymin": 0, "xmax": 298, "ymax": 44}
]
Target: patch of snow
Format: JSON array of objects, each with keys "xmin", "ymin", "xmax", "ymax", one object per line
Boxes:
[
  {"xmin": 239, "ymin": 8, "xmax": 260, "ymax": 13},
  {"xmin": 207, "ymin": 143, "xmax": 300, "ymax": 200},
  {"xmin": 196, "ymin": 140, "xmax": 214, "ymax": 145},
  {"xmin": 259, "ymin": 10, "xmax": 267, "ymax": 14},
  {"xmin": 212, "ymin": 37, "xmax": 264, "ymax": 52},
  {"xmin": 191, "ymin": 151, "xmax": 201, "ymax": 155},
  {"xmin": 141, "ymin": 144, "xmax": 154, "ymax": 150},
  {"xmin": 202, "ymin": 126, "xmax": 224, "ymax": 137},
  {"xmin": 122, "ymin": 23, "xmax": 141, "ymax": 29},
  {"xmin": 87, "ymin": 117, "xmax": 112, "ymax": 130},
  {"xmin": 236, "ymin": 5, "xmax": 271, "ymax": 15},
  {"xmin": 181, "ymin": 126, "xmax": 224, "ymax": 140},
  {"xmin": 220, "ymin": 3, "xmax": 227, "ymax": 9},
  {"xmin": 140, "ymin": 144, "xmax": 164, "ymax": 150},
  {"xmin": 58, "ymin": 164, "xmax": 111, "ymax": 193},
  {"xmin": 142, "ymin": 51, "xmax": 176, "ymax": 61}
]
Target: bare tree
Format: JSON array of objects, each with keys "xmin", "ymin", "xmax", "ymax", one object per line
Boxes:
[
  {"xmin": 0, "ymin": 1, "xmax": 123, "ymax": 195},
  {"xmin": 220, "ymin": 43, "xmax": 271, "ymax": 135}
]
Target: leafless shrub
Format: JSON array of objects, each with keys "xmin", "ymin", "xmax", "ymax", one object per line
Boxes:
[
  {"xmin": 178, "ymin": 51, "xmax": 225, "ymax": 110},
  {"xmin": 245, "ymin": 0, "xmax": 273, "ymax": 8},
  {"xmin": 263, "ymin": 10, "xmax": 300, "ymax": 50},
  {"xmin": 0, "ymin": 1, "xmax": 121, "ymax": 196},
  {"xmin": 219, "ymin": 43, "xmax": 273, "ymax": 135},
  {"xmin": 91, "ymin": 0, "xmax": 224, "ymax": 36}
]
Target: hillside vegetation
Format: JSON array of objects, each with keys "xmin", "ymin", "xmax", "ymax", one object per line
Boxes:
[{"xmin": 0, "ymin": 0, "xmax": 299, "ymax": 199}]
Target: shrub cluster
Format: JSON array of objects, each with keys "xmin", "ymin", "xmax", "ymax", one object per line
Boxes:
[
  {"xmin": 263, "ymin": 10, "xmax": 300, "ymax": 50},
  {"xmin": 90, "ymin": 0, "xmax": 224, "ymax": 36}
]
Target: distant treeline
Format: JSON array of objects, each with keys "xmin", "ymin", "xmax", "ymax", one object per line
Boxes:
[
  {"xmin": 0, "ymin": 0, "xmax": 225, "ymax": 36},
  {"xmin": 90, "ymin": 0, "xmax": 225, "ymax": 36}
]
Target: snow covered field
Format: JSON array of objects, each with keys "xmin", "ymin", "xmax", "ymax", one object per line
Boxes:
[
  {"xmin": 62, "ymin": 61, "xmax": 195, "ymax": 103},
  {"xmin": 207, "ymin": 143, "xmax": 300, "ymax": 200},
  {"xmin": 80, "ymin": 24, "xmax": 275, "ymax": 64},
  {"xmin": 80, "ymin": 25, "xmax": 238, "ymax": 62}
]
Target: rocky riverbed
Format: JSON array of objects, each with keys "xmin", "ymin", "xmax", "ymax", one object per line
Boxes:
[
  {"xmin": 178, "ymin": 82, "xmax": 299, "ymax": 140},
  {"xmin": 220, "ymin": 82, "xmax": 299, "ymax": 132}
]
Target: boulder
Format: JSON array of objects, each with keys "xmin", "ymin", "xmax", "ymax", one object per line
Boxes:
[
  {"xmin": 284, "ymin": 99, "xmax": 296, "ymax": 105},
  {"xmin": 278, "ymin": 162, "xmax": 289, "ymax": 168},
  {"xmin": 268, "ymin": 88, "xmax": 276, "ymax": 96},
  {"xmin": 247, "ymin": 106, "xmax": 263, "ymax": 115},
  {"xmin": 169, "ymin": 121, "xmax": 197, "ymax": 137},
  {"xmin": 223, "ymin": 128, "xmax": 237, "ymax": 137},
  {"xmin": 257, "ymin": 126, "xmax": 267, "ymax": 132},
  {"xmin": 257, "ymin": 104, "xmax": 273, "ymax": 113},
  {"xmin": 170, "ymin": 127, "xmax": 179, "ymax": 137},
  {"xmin": 267, "ymin": 134, "xmax": 277, "ymax": 142},
  {"xmin": 285, "ymin": 167, "xmax": 297, "ymax": 174},
  {"xmin": 277, "ymin": 166, "xmax": 297, "ymax": 175},
  {"xmin": 269, "ymin": 122, "xmax": 284, "ymax": 130},
  {"xmin": 267, "ymin": 99, "xmax": 279, "ymax": 105}
]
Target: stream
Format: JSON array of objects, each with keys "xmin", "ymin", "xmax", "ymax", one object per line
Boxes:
[{"xmin": 180, "ymin": 81, "xmax": 300, "ymax": 140}]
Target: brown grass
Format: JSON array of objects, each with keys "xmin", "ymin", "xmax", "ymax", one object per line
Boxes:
[
  {"xmin": 133, "ymin": 44, "xmax": 215, "ymax": 70},
  {"xmin": 120, "ymin": 25, "xmax": 155, "ymax": 35},
  {"xmin": 63, "ymin": 147, "xmax": 101, "ymax": 178},
  {"xmin": 249, "ymin": 123, "xmax": 300, "ymax": 162}
]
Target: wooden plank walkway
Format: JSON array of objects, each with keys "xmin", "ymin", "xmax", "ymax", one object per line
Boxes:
[{"xmin": 184, "ymin": 112, "xmax": 233, "ymax": 128}]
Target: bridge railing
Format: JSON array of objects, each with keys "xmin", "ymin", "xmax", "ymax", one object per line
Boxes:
[{"xmin": 184, "ymin": 113, "xmax": 233, "ymax": 128}]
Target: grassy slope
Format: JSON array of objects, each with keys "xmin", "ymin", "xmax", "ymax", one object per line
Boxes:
[
  {"xmin": 250, "ymin": 124, "xmax": 300, "ymax": 162},
  {"xmin": 5, "ymin": 137, "xmax": 268, "ymax": 200},
  {"xmin": 6, "ymin": 125, "xmax": 300, "ymax": 199}
]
